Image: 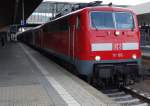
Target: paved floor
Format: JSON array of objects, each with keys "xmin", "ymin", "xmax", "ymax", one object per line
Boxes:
[
  {"xmin": 0, "ymin": 43, "xmax": 58, "ymax": 106},
  {"xmin": 0, "ymin": 42, "xmax": 119, "ymax": 106}
]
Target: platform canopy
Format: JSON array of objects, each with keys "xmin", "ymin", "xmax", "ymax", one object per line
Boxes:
[
  {"xmin": 32, "ymin": 0, "xmax": 128, "ymax": 19},
  {"xmin": 0, "ymin": 0, "xmax": 42, "ymax": 29},
  {"xmin": 129, "ymin": 2, "xmax": 150, "ymax": 26}
]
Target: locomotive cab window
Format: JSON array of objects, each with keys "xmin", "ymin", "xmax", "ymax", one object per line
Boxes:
[
  {"xmin": 90, "ymin": 11, "xmax": 135, "ymax": 30},
  {"xmin": 59, "ymin": 18, "xmax": 69, "ymax": 31},
  {"xmin": 115, "ymin": 12, "xmax": 135, "ymax": 30},
  {"xmin": 76, "ymin": 16, "xmax": 81, "ymax": 30},
  {"xmin": 91, "ymin": 12, "xmax": 114, "ymax": 29}
]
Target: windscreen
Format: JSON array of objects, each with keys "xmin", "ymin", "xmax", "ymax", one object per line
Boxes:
[
  {"xmin": 91, "ymin": 11, "xmax": 135, "ymax": 30},
  {"xmin": 91, "ymin": 12, "xmax": 114, "ymax": 29},
  {"xmin": 115, "ymin": 12, "xmax": 134, "ymax": 29}
]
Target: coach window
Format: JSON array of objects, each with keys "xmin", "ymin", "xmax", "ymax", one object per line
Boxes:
[
  {"xmin": 60, "ymin": 19, "xmax": 68, "ymax": 31},
  {"xmin": 43, "ymin": 25, "xmax": 48, "ymax": 32},
  {"xmin": 76, "ymin": 16, "xmax": 80, "ymax": 30},
  {"xmin": 50, "ymin": 22, "xmax": 59, "ymax": 32},
  {"xmin": 35, "ymin": 31, "xmax": 39, "ymax": 36}
]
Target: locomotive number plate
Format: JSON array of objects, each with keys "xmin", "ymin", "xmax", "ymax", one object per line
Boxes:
[{"xmin": 113, "ymin": 53, "xmax": 123, "ymax": 58}]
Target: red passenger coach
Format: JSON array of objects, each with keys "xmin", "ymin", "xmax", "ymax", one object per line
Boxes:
[{"xmin": 18, "ymin": 4, "xmax": 142, "ymax": 87}]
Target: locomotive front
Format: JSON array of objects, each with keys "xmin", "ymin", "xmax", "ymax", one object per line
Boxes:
[{"xmin": 80, "ymin": 7, "xmax": 142, "ymax": 86}]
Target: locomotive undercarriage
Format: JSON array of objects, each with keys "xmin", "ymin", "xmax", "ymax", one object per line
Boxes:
[{"xmin": 91, "ymin": 62, "xmax": 141, "ymax": 89}]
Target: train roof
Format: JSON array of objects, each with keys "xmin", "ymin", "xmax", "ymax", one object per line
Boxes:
[
  {"xmin": 85, "ymin": 6, "xmax": 134, "ymax": 12},
  {"xmin": 49, "ymin": 6, "xmax": 134, "ymax": 22},
  {"xmin": 33, "ymin": 6, "xmax": 135, "ymax": 30}
]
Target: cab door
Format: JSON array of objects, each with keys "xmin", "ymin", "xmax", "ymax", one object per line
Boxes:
[{"xmin": 68, "ymin": 16, "xmax": 76, "ymax": 61}]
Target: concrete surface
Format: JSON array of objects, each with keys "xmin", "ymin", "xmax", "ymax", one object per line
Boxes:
[{"xmin": 0, "ymin": 42, "xmax": 120, "ymax": 106}]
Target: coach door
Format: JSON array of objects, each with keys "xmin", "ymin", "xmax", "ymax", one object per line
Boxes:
[{"xmin": 69, "ymin": 17, "xmax": 76, "ymax": 61}]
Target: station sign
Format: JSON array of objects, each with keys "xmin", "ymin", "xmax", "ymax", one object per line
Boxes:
[{"xmin": 21, "ymin": 20, "xmax": 27, "ymax": 27}]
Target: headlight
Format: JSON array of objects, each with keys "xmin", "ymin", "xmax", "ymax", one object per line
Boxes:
[
  {"xmin": 115, "ymin": 31, "xmax": 120, "ymax": 36},
  {"xmin": 95, "ymin": 56, "xmax": 101, "ymax": 61},
  {"xmin": 132, "ymin": 54, "xmax": 137, "ymax": 59}
]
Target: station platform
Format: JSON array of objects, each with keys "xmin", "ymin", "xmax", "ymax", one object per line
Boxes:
[
  {"xmin": 141, "ymin": 46, "xmax": 150, "ymax": 57},
  {"xmin": 0, "ymin": 42, "xmax": 119, "ymax": 106}
]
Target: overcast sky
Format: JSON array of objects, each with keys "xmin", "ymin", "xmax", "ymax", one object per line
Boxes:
[{"xmin": 44, "ymin": 0, "xmax": 150, "ymax": 6}]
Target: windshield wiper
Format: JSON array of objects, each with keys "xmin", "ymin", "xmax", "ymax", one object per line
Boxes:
[{"xmin": 92, "ymin": 20, "xmax": 98, "ymax": 31}]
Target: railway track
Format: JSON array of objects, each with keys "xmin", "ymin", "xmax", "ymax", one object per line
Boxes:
[
  {"xmin": 98, "ymin": 54, "xmax": 150, "ymax": 106},
  {"xmin": 102, "ymin": 86, "xmax": 150, "ymax": 106}
]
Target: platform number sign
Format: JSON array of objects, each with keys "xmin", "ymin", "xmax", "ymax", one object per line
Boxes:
[{"xmin": 21, "ymin": 20, "xmax": 26, "ymax": 27}]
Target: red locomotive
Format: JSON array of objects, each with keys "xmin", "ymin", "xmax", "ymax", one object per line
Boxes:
[{"xmin": 18, "ymin": 3, "xmax": 142, "ymax": 87}]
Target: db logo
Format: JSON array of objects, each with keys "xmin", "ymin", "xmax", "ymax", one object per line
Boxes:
[{"xmin": 113, "ymin": 43, "xmax": 122, "ymax": 50}]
